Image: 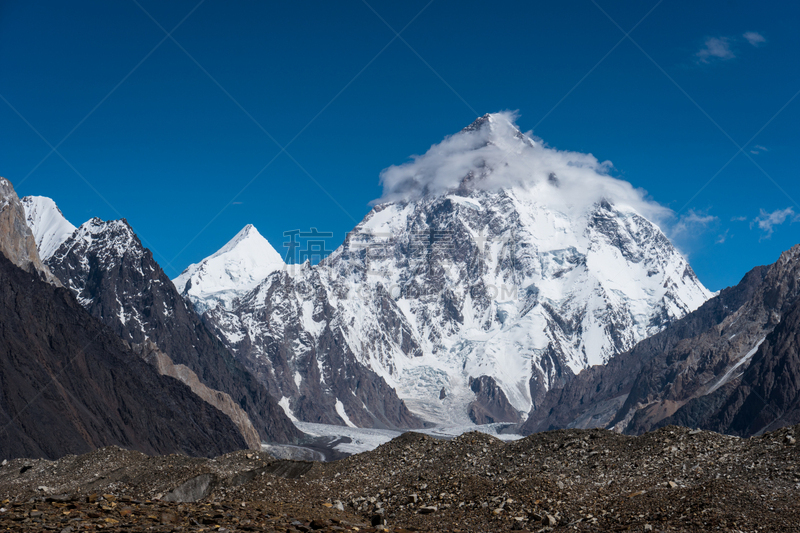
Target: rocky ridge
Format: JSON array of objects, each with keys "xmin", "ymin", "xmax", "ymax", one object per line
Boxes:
[
  {"xmin": 40, "ymin": 215, "xmax": 301, "ymax": 445},
  {"xmin": 0, "ymin": 178, "xmax": 58, "ymax": 284},
  {"xmin": 522, "ymin": 244, "xmax": 800, "ymax": 437}
]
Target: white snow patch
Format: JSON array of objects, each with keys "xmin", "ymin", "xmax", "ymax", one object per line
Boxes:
[
  {"xmin": 335, "ymin": 399, "xmax": 357, "ymax": 428},
  {"xmin": 278, "ymin": 396, "xmax": 299, "ymax": 423},
  {"xmin": 21, "ymin": 196, "xmax": 77, "ymax": 260},
  {"xmin": 707, "ymin": 337, "xmax": 767, "ymax": 394}
]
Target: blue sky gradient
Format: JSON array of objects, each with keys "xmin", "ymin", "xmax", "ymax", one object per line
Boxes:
[{"xmin": 1, "ymin": 0, "xmax": 799, "ymax": 291}]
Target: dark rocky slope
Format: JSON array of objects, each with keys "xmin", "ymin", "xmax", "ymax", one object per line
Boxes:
[
  {"xmin": 46, "ymin": 218, "xmax": 301, "ymax": 444},
  {"xmin": 0, "ymin": 251, "xmax": 247, "ymax": 460},
  {"xmin": 522, "ymin": 244, "xmax": 800, "ymax": 437},
  {"xmin": 662, "ymin": 293, "xmax": 800, "ymax": 435}
]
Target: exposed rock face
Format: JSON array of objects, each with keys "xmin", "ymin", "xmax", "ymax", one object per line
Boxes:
[
  {"xmin": 135, "ymin": 341, "xmax": 262, "ymax": 450},
  {"xmin": 203, "ymin": 270, "xmax": 423, "ymax": 429},
  {"xmin": 467, "ymin": 375, "xmax": 521, "ymax": 424},
  {"xmin": 0, "ymin": 251, "xmax": 247, "ymax": 460},
  {"xmin": 661, "ymin": 276, "xmax": 800, "ymax": 435},
  {"xmin": 0, "ymin": 178, "xmax": 58, "ymax": 284},
  {"xmin": 522, "ymin": 244, "xmax": 800, "ymax": 437},
  {"xmin": 43, "ymin": 217, "xmax": 301, "ymax": 445},
  {"xmin": 186, "ymin": 114, "xmax": 710, "ymax": 427}
]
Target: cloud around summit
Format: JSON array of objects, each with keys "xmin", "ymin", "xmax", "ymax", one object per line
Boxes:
[{"xmin": 372, "ymin": 111, "xmax": 673, "ymax": 225}]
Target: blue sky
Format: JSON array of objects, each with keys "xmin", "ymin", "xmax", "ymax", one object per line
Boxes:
[{"xmin": 1, "ymin": 0, "xmax": 798, "ymax": 291}]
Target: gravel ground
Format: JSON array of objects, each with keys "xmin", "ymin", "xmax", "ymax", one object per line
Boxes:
[{"xmin": 1, "ymin": 424, "xmax": 798, "ymax": 532}]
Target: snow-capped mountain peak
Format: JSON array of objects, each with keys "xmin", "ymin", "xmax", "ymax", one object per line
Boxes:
[
  {"xmin": 21, "ymin": 195, "xmax": 77, "ymax": 260},
  {"xmin": 173, "ymin": 224, "xmax": 285, "ymax": 312},
  {"xmin": 177, "ymin": 113, "xmax": 713, "ymax": 428}
]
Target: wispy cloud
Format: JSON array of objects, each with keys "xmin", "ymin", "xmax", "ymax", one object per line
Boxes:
[
  {"xmin": 672, "ymin": 209, "xmax": 719, "ymax": 236},
  {"xmin": 696, "ymin": 37, "xmax": 735, "ymax": 63},
  {"xmin": 716, "ymin": 229, "xmax": 730, "ymax": 244},
  {"xmin": 695, "ymin": 32, "xmax": 766, "ymax": 64},
  {"xmin": 751, "ymin": 207, "xmax": 799, "ymax": 238},
  {"xmin": 749, "ymin": 144, "xmax": 768, "ymax": 155},
  {"xmin": 743, "ymin": 31, "xmax": 766, "ymax": 47},
  {"xmin": 731, "ymin": 215, "xmax": 748, "ymax": 222}
]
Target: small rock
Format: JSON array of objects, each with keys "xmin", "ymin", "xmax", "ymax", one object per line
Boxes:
[
  {"xmin": 493, "ymin": 508, "xmax": 504, "ymax": 515},
  {"xmin": 545, "ymin": 514, "xmax": 557, "ymax": 526},
  {"xmin": 418, "ymin": 506, "xmax": 438, "ymax": 514},
  {"xmin": 160, "ymin": 512, "xmax": 178, "ymax": 524},
  {"xmin": 310, "ymin": 518, "xmax": 332, "ymax": 529},
  {"xmin": 644, "ymin": 525, "xmax": 653, "ymax": 531},
  {"xmin": 785, "ymin": 435, "xmax": 796, "ymax": 445},
  {"xmin": 334, "ymin": 500, "xmax": 345, "ymax": 511},
  {"xmin": 668, "ymin": 481, "xmax": 678, "ymax": 488}
]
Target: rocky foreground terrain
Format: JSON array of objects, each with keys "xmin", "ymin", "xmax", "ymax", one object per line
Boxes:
[{"xmin": 1, "ymin": 425, "xmax": 799, "ymax": 532}]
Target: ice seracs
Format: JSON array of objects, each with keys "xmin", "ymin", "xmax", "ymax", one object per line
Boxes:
[
  {"xmin": 173, "ymin": 224, "xmax": 285, "ymax": 313},
  {"xmin": 21, "ymin": 196, "xmax": 77, "ymax": 260}
]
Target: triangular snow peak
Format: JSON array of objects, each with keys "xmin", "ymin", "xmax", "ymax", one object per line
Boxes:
[{"xmin": 173, "ymin": 224, "xmax": 285, "ymax": 312}]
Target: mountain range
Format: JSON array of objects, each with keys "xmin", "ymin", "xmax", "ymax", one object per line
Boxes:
[
  {"xmin": 3, "ymin": 112, "xmax": 799, "ymax": 462},
  {"xmin": 173, "ymin": 113, "xmax": 712, "ymax": 428}
]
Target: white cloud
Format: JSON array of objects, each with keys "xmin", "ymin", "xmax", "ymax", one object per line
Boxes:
[
  {"xmin": 750, "ymin": 144, "xmax": 768, "ymax": 155},
  {"xmin": 743, "ymin": 31, "xmax": 766, "ymax": 46},
  {"xmin": 731, "ymin": 215, "xmax": 748, "ymax": 222},
  {"xmin": 372, "ymin": 112, "xmax": 672, "ymax": 224},
  {"xmin": 716, "ymin": 229, "xmax": 730, "ymax": 244},
  {"xmin": 752, "ymin": 207, "xmax": 799, "ymax": 238},
  {"xmin": 696, "ymin": 37, "xmax": 735, "ymax": 63},
  {"xmin": 672, "ymin": 210, "xmax": 719, "ymax": 237}
]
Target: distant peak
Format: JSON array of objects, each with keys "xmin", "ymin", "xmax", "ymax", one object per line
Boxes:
[
  {"xmin": 461, "ymin": 112, "xmax": 521, "ymax": 135},
  {"xmin": 205, "ymin": 224, "xmax": 286, "ymax": 266},
  {"xmin": 20, "ymin": 195, "xmax": 77, "ymax": 261},
  {"xmin": 219, "ymin": 224, "xmax": 264, "ymax": 252},
  {"xmin": 461, "ymin": 113, "xmax": 493, "ymax": 133}
]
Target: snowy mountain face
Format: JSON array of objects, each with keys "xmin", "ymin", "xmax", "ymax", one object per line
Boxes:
[
  {"xmin": 174, "ymin": 224, "xmax": 285, "ymax": 313},
  {"xmin": 21, "ymin": 196, "xmax": 76, "ymax": 260},
  {"xmin": 182, "ymin": 113, "xmax": 712, "ymax": 427}
]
